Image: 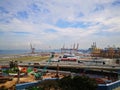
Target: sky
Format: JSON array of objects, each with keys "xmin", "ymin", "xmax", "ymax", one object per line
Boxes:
[{"xmin": 0, "ymin": 0, "xmax": 120, "ymax": 50}]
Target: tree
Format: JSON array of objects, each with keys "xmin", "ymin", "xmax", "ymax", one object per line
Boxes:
[
  {"xmin": 26, "ymin": 75, "xmax": 97, "ymax": 90},
  {"xmin": 38, "ymin": 79, "xmax": 59, "ymax": 90},
  {"xmin": 29, "ymin": 79, "xmax": 60, "ymax": 90},
  {"xmin": 58, "ymin": 75, "xmax": 97, "ymax": 90}
]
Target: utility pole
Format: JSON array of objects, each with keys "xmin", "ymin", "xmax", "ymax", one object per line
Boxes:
[
  {"xmin": 16, "ymin": 61, "xmax": 20, "ymax": 84},
  {"xmin": 55, "ymin": 64, "xmax": 59, "ymax": 78}
]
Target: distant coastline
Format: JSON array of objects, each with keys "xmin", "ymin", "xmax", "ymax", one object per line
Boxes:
[
  {"xmin": 0, "ymin": 50, "xmax": 30, "ymax": 55},
  {"xmin": 0, "ymin": 49, "xmax": 61, "ymax": 55}
]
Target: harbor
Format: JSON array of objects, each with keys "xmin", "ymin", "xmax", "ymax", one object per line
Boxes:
[
  {"xmin": 0, "ymin": 44, "xmax": 120, "ymax": 90},
  {"xmin": 0, "ymin": 0, "xmax": 120, "ymax": 89}
]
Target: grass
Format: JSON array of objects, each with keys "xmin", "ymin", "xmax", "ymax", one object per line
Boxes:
[{"xmin": 0, "ymin": 56, "xmax": 50, "ymax": 62}]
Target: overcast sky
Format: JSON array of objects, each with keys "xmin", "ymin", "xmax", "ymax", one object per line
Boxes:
[{"xmin": 0, "ymin": 0, "xmax": 120, "ymax": 50}]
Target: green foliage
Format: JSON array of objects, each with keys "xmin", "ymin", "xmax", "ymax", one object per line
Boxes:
[
  {"xmin": 27, "ymin": 76, "xmax": 97, "ymax": 90},
  {"xmin": 26, "ymin": 80, "xmax": 59, "ymax": 90},
  {"xmin": 2, "ymin": 69, "xmax": 9, "ymax": 74},
  {"xmin": 59, "ymin": 75, "xmax": 97, "ymax": 90},
  {"xmin": 9, "ymin": 67, "xmax": 19, "ymax": 73},
  {"xmin": 39, "ymin": 79, "xmax": 59, "ymax": 90},
  {"xmin": 2, "ymin": 68, "xmax": 19, "ymax": 74}
]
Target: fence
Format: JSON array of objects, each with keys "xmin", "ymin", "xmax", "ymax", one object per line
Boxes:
[{"xmin": 97, "ymin": 80, "xmax": 120, "ymax": 90}]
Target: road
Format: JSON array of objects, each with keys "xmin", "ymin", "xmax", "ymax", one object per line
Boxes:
[{"xmin": 1, "ymin": 58, "xmax": 120, "ymax": 71}]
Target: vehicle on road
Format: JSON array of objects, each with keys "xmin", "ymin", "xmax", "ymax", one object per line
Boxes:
[{"xmin": 58, "ymin": 54, "xmax": 77, "ymax": 61}]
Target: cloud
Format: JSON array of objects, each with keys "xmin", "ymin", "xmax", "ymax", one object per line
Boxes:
[{"xmin": 0, "ymin": 0, "xmax": 120, "ymax": 50}]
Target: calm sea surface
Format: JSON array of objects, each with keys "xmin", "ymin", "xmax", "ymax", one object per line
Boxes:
[
  {"xmin": 0, "ymin": 49, "xmax": 60, "ymax": 55},
  {"xmin": 0, "ymin": 50, "xmax": 31, "ymax": 55}
]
